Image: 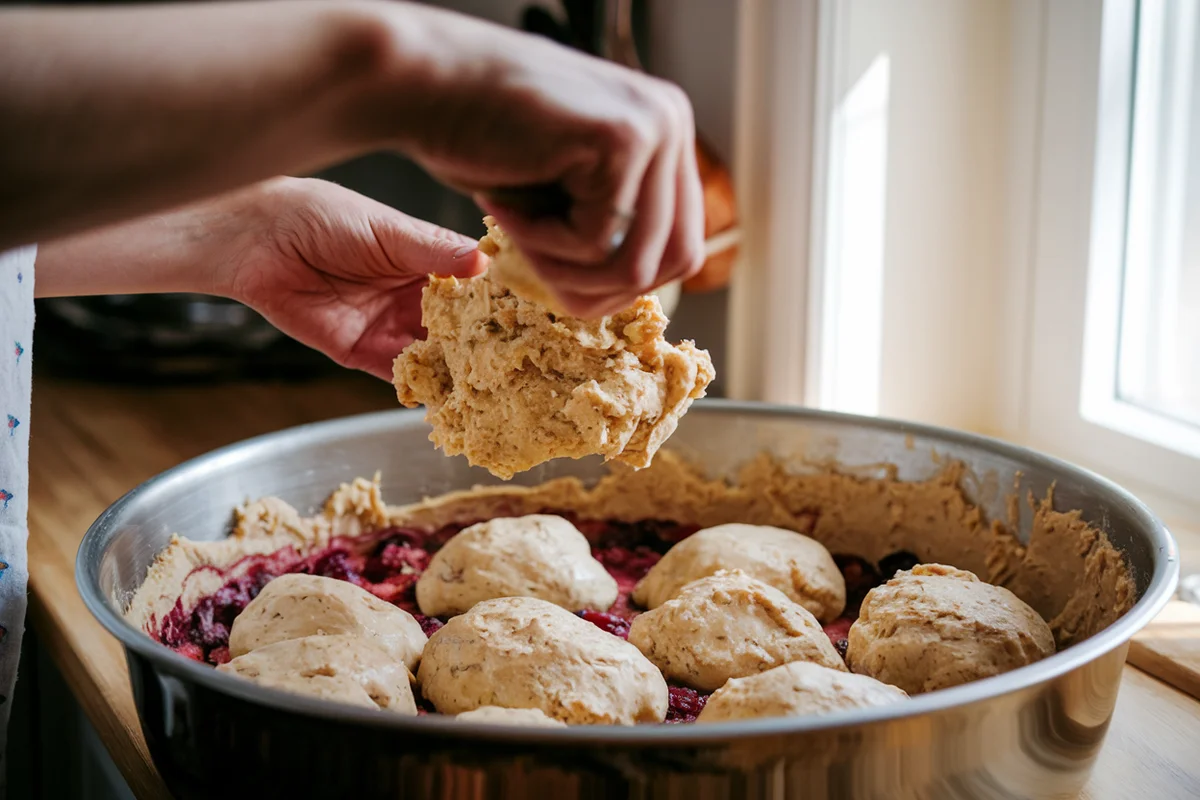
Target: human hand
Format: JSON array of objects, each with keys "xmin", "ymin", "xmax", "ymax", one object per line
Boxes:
[
  {"xmin": 372, "ymin": 3, "xmax": 706, "ymax": 317},
  {"xmin": 215, "ymin": 177, "xmax": 487, "ymax": 380}
]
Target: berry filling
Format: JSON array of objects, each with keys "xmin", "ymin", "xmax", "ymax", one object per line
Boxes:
[{"xmin": 152, "ymin": 515, "xmax": 910, "ymax": 724}]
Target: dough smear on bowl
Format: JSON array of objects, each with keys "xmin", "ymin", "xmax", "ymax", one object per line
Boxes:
[
  {"xmin": 846, "ymin": 564, "xmax": 1056, "ymax": 694},
  {"xmin": 391, "ymin": 216, "xmax": 714, "ymax": 480},
  {"xmin": 455, "ymin": 706, "xmax": 567, "ymax": 727},
  {"xmin": 634, "ymin": 523, "xmax": 846, "ymax": 622},
  {"xmin": 697, "ymin": 661, "xmax": 907, "ymax": 723},
  {"xmin": 217, "ymin": 634, "xmax": 417, "ymax": 714},
  {"xmin": 417, "ymin": 596, "xmax": 668, "ymax": 725},
  {"xmin": 628, "ymin": 570, "xmax": 845, "ymax": 691},
  {"xmin": 228, "ymin": 573, "xmax": 427, "ymax": 672},
  {"xmin": 415, "ymin": 515, "xmax": 618, "ymax": 617}
]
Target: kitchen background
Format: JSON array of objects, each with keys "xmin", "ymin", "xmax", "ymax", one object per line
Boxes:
[{"xmin": 9, "ymin": 0, "xmax": 1200, "ymax": 796}]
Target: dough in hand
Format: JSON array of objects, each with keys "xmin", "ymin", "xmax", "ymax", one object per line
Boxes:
[
  {"xmin": 628, "ymin": 570, "xmax": 846, "ymax": 691},
  {"xmin": 633, "ymin": 523, "xmax": 846, "ymax": 622},
  {"xmin": 416, "ymin": 515, "xmax": 618, "ymax": 617},
  {"xmin": 455, "ymin": 706, "xmax": 567, "ymax": 727},
  {"xmin": 217, "ymin": 634, "xmax": 417, "ymax": 714},
  {"xmin": 697, "ymin": 660, "xmax": 906, "ymax": 723},
  {"xmin": 228, "ymin": 573, "xmax": 426, "ymax": 672},
  {"xmin": 417, "ymin": 596, "xmax": 668, "ymax": 725},
  {"xmin": 846, "ymin": 564, "xmax": 1056, "ymax": 694},
  {"xmin": 392, "ymin": 217, "xmax": 714, "ymax": 480}
]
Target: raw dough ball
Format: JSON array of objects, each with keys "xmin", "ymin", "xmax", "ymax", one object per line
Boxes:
[
  {"xmin": 417, "ymin": 596, "xmax": 668, "ymax": 725},
  {"xmin": 633, "ymin": 524, "xmax": 846, "ymax": 622},
  {"xmin": 228, "ymin": 573, "xmax": 426, "ymax": 672},
  {"xmin": 628, "ymin": 570, "xmax": 846, "ymax": 691},
  {"xmin": 392, "ymin": 218, "xmax": 714, "ymax": 480},
  {"xmin": 846, "ymin": 564, "xmax": 1056, "ymax": 694},
  {"xmin": 217, "ymin": 634, "xmax": 417, "ymax": 714},
  {"xmin": 455, "ymin": 706, "xmax": 567, "ymax": 727},
  {"xmin": 415, "ymin": 515, "xmax": 618, "ymax": 617},
  {"xmin": 697, "ymin": 661, "xmax": 907, "ymax": 723}
]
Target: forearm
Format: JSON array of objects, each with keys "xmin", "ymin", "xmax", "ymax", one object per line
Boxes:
[
  {"xmin": 0, "ymin": 0, "xmax": 408, "ymax": 252},
  {"xmin": 32, "ymin": 183, "xmax": 264, "ymax": 299}
]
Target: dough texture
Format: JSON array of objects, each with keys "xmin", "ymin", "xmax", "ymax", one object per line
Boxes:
[
  {"xmin": 634, "ymin": 523, "xmax": 846, "ymax": 622},
  {"xmin": 697, "ymin": 661, "xmax": 907, "ymax": 723},
  {"xmin": 455, "ymin": 706, "xmax": 567, "ymax": 727},
  {"xmin": 846, "ymin": 564, "xmax": 1056, "ymax": 694},
  {"xmin": 628, "ymin": 570, "xmax": 845, "ymax": 691},
  {"xmin": 217, "ymin": 634, "xmax": 417, "ymax": 714},
  {"xmin": 392, "ymin": 220, "xmax": 714, "ymax": 480},
  {"xmin": 228, "ymin": 573, "xmax": 427, "ymax": 672},
  {"xmin": 416, "ymin": 515, "xmax": 618, "ymax": 617},
  {"xmin": 477, "ymin": 215, "xmax": 566, "ymax": 314},
  {"xmin": 417, "ymin": 596, "xmax": 668, "ymax": 725}
]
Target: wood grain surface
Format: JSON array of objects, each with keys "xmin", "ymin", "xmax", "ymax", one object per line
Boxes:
[
  {"xmin": 24, "ymin": 373, "xmax": 1200, "ymax": 800},
  {"xmin": 1128, "ymin": 600, "xmax": 1200, "ymax": 702}
]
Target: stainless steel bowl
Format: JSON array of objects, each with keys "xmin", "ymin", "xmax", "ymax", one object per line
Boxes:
[{"xmin": 76, "ymin": 401, "xmax": 1179, "ymax": 800}]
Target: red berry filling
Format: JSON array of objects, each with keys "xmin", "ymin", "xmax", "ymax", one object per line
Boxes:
[{"xmin": 153, "ymin": 514, "xmax": 910, "ymax": 723}]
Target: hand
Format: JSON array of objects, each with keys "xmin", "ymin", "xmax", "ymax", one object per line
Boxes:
[
  {"xmin": 218, "ymin": 177, "xmax": 487, "ymax": 380},
  {"xmin": 372, "ymin": 3, "xmax": 706, "ymax": 317}
]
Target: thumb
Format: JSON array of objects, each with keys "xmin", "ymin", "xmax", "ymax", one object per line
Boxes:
[{"xmin": 373, "ymin": 211, "xmax": 489, "ymax": 280}]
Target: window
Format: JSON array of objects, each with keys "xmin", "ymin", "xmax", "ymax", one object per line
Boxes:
[{"xmin": 726, "ymin": 0, "xmax": 1200, "ymax": 529}]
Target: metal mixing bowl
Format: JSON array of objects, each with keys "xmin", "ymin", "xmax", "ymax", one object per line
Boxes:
[{"xmin": 76, "ymin": 401, "xmax": 1179, "ymax": 800}]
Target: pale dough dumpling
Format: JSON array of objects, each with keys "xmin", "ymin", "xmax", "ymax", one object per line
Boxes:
[
  {"xmin": 228, "ymin": 573, "xmax": 426, "ymax": 673},
  {"xmin": 417, "ymin": 596, "xmax": 668, "ymax": 725},
  {"xmin": 697, "ymin": 661, "xmax": 907, "ymax": 723},
  {"xmin": 633, "ymin": 523, "xmax": 846, "ymax": 622},
  {"xmin": 217, "ymin": 634, "xmax": 417, "ymax": 714},
  {"xmin": 628, "ymin": 570, "xmax": 846, "ymax": 691},
  {"xmin": 415, "ymin": 515, "xmax": 618, "ymax": 617},
  {"xmin": 846, "ymin": 564, "xmax": 1056, "ymax": 694},
  {"xmin": 455, "ymin": 706, "xmax": 567, "ymax": 727}
]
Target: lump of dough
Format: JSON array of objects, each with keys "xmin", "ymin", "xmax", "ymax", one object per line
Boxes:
[
  {"xmin": 455, "ymin": 706, "xmax": 567, "ymax": 727},
  {"xmin": 633, "ymin": 524, "xmax": 845, "ymax": 622},
  {"xmin": 228, "ymin": 573, "xmax": 426, "ymax": 673},
  {"xmin": 697, "ymin": 661, "xmax": 907, "ymax": 723},
  {"xmin": 416, "ymin": 515, "xmax": 618, "ymax": 617},
  {"xmin": 846, "ymin": 564, "xmax": 1056, "ymax": 694},
  {"xmin": 392, "ymin": 217, "xmax": 714, "ymax": 480},
  {"xmin": 628, "ymin": 570, "xmax": 846, "ymax": 692},
  {"xmin": 417, "ymin": 596, "xmax": 668, "ymax": 725},
  {"xmin": 217, "ymin": 634, "xmax": 417, "ymax": 714}
]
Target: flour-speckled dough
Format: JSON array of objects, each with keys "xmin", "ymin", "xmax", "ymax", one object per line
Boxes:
[
  {"xmin": 392, "ymin": 218, "xmax": 714, "ymax": 480},
  {"xmin": 455, "ymin": 706, "xmax": 567, "ymax": 727},
  {"xmin": 228, "ymin": 573, "xmax": 427, "ymax": 672},
  {"xmin": 846, "ymin": 564, "xmax": 1056, "ymax": 694},
  {"xmin": 628, "ymin": 570, "xmax": 845, "ymax": 691},
  {"xmin": 417, "ymin": 596, "xmax": 668, "ymax": 725},
  {"xmin": 217, "ymin": 634, "xmax": 417, "ymax": 714},
  {"xmin": 697, "ymin": 661, "xmax": 907, "ymax": 723},
  {"xmin": 634, "ymin": 523, "xmax": 846, "ymax": 622},
  {"xmin": 415, "ymin": 515, "xmax": 618, "ymax": 617}
]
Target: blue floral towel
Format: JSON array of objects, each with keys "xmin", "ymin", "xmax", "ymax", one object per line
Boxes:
[{"xmin": 0, "ymin": 244, "xmax": 35, "ymax": 786}]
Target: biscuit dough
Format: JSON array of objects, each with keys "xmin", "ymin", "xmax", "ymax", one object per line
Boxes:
[
  {"xmin": 697, "ymin": 661, "xmax": 907, "ymax": 723},
  {"xmin": 417, "ymin": 596, "xmax": 668, "ymax": 725},
  {"xmin": 415, "ymin": 515, "xmax": 618, "ymax": 617},
  {"xmin": 629, "ymin": 570, "xmax": 845, "ymax": 691},
  {"xmin": 634, "ymin": 523, "xmax": 846, "ymax": 622},
  {"xmin": 392, "ymin": 221, "xmax": 714, "ymax": 480},
  {"xmin": 846, "ymin": 564, "xmax": 1056, "ymax": 694},
  {"xmin": 477, "ymin": 215, "xmax": 566, "ymax": 314},
  {"xmin": 455, "ymin": 706, "xmax": 567, "ymax": 727},
  {"xmin": 217, "ymin": 634, "xmax": 417, "ymax": 714},
  {"xmin": 128, "ymin": 452, "xmax": 1137, "ymax": 662},
  {"xmin": 228, "ymin": 573, "xmax": 427, "ymax": 672}
]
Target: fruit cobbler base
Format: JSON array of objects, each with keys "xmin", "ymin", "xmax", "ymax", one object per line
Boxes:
[{"xmin": 125, "ymin": 450, "xmax": 1137, "ymax": 723}]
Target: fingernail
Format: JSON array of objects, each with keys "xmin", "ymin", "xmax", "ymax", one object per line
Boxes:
[{"xmin": 453, "ymin": 244, "xmax": 479, "ymax": 259}]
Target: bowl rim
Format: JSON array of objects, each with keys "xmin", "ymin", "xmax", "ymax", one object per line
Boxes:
[{"xmin": 75, "ymin": 399, "xmax": 1180, "ymax": 744}]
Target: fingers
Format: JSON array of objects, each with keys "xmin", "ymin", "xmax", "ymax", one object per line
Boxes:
[
  {"xmin": 370, "ymin": 207, "xmax": 489, "ymax": 279},
  {"xmin": 478, "ymin": 77, "xmax": 704, "ymax": 318}
]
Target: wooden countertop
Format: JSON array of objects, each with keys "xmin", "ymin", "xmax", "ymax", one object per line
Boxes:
[{"xmin": 26, "ymin": 373, "xmax": 1200, "ymax": 799}]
